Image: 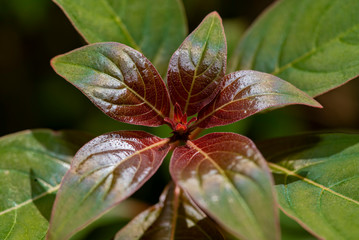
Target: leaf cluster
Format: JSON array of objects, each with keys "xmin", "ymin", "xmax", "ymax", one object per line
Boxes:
[{"xmin": 1, "ymin": 0, "xmax": 359, "ymax": 240}]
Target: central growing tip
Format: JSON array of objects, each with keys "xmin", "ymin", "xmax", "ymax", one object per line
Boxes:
[{"xmin": 164, "ymin": 103, "xmax": 197, "ymax": 141}]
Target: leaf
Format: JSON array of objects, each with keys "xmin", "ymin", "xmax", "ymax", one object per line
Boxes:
[
  {"xmin": 0, "ymin": 129, "xmax": 91, "ymax": 240},
  {"xmin": 46, "ymin": 131, "xmax": 170, "ymax": 240},
  {"xmin": 196, "ymin": 70, "xmax": 322, "ymax": 128},
  {"xmin": 115, "ymin": 183, "xmax": 224, "ymax": 240},
  {"xmin": 53, "ymin": 0, "xmax": 187, "ymax": 76},
  {"xmin": 51, "ymin": 43, "xmax": 171, "ymax": 127},
  {"xmin": 167, "ymin": 12, "xmax": 226, "ymax": 116},
  {"xmin": 258, "ymin": 133, "xmax": 359, "ymax": 239},
  {"xmin": 170, "ymin": 132, "xmax": 279, "ymax": 240},
  {"xmin": 233, "ymin": 0, "xmax": 359, "ymax": 96}
]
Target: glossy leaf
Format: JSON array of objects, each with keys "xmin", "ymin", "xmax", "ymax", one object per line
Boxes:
[
  {"xmin": 46, "ymin": 131, "xmax": 170, "ymax": 240},
  {"xmin": 233, "ymin": 0, "xmax": 359, "ymax": 96},
  {"xmin": 167, "ymin": 12, "xmax": 226, "ymax": 116},
  {"xmin": 0, "ymin": 129, "xmax": 90, "ymax": 240},
  {"xmin": 197, "ymin": 70, "xmax": 322, "ymax": 128},
  {"xmin": 170, "ymin": 132, "xmax": 279, "ymax": 240},
  {"xmin": 51, "ymin": 43, "xmax": 171, "ymax": 127},
  {"xmin": 115, "ymin": 183, "xmax": 224, "ymax": 240},
  {"xmin": 259, "ymin": 133, "xmax": 359, "ymax": 239},
  {"xmin": 53, "ymin": 0, "xmax": 187, "ymax": 75}
]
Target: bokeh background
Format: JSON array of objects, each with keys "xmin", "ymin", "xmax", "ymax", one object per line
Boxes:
[{"xmin": 2, "ymin": 0, "xmax": 359, "ymax": 238}]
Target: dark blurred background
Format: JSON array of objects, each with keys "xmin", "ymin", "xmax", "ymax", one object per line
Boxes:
[{"xmin": 1, "ymin": 0, "xmax": 359, "ymax": 203}]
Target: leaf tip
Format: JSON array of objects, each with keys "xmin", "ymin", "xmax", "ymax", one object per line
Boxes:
[
  {"xmin": 207, "ymin": 11, "xmax": 221, "ymax": 18},
  {"xmin": 205, "ymin": 11, "xmax": 224, "ymax": 27},
  {"xmin": 50, "ymin": 55, "xmax": 59, "ymax": 68},
  {"xmin": 312, "ymin": 99, "xmax": 323, "ymax": 109}
]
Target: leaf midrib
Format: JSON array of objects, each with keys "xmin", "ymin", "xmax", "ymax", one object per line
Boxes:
[
  {"xmin": 186, "ymin": 140, "xmax": 265, "ymax": 238},
  {"xmin": 184, "ymin": 17, "xmax": 216, "ymax": 113},
  {"xmin": 268, "ymin": 162, "xmax": 359, "ymax": 205},
  {"xmin": 170, "ymin": 186, "xmax": 180, "ymax": 240},
  {"xmin": 196, "ymin": 90, "xmax": 312, "ymax": 127}
]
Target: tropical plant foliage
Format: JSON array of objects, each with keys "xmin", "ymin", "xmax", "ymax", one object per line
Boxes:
[{"xmin": 1, "ymin": 0, "xmax": 359, "ymax": 239}]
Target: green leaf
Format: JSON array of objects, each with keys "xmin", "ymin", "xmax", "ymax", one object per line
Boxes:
[
  {"xmin": 196, "ymin": 70, "xmax": 322, "ymax": 129},
  {"xmin": 46, "ymin": 131, "xmax": 170, "ymax": 240},
  {"xmin": 258, "ymin": 133, "xmax": 359, "ymax": 239},
  {"xmin": 171, "ymin": 133, "xmax": 279, "ymax": 240},
  {"xmin": 233, "ymin": 0, "xmax": 359, "ymax": 96},
  {"xmin": 0, "ymin": 129, "xmax": 91, "ymax": 240},
  {"xmin": 167, "ymin": 12, "xmax": 227, "ymax": 116},
  {"xmin": 115, "ymin": 183, "xmax": 224, "ymax": 240},
  {"xmin": 53, "ymin": 0, "xmax": 187, "ymax": 76},
  {"xmin": 51, "ymin": 43, "xmax": 171, "ymax": 127}
]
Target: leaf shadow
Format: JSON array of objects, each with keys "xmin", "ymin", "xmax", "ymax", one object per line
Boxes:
[{"xmin": 30, "ymin": 169, "xmax": 56, "ymax": 222}]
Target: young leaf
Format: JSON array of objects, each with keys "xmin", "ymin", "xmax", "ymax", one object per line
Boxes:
[
  {"xmin": 46, "ymin": 131, "xmax": 170, "ymax": 240},
  {"xmin": 170, "ymin": 133, "xmax": 279, "ymax": 240},
  {"xmin": 115, "ymin": 183, "xmax": 224, "ymax": 240},
  {"xmin": 258, "ymin": 133, "xmax": 359, "ymax": 239},
  {"xmin": 197, "ymin": 70, "xmax": 322, "ymax": 128},
  {"xmin": 232, "ymin": 0, "xmax": 359, "ymax": 96},
  {"xmin": 0, "ymin": 129, "xmax": 90, "ymax": 240},
  {"xmin": 53, "ymin": 0, "xmax": 187, "ymax": 76},
  {"xmin": 51, "ymin": 43, "xmax": 170, "ymax": 127},
  {"xmin": 167, "ymin": 12, "xmax": 226, "ymax": 116}
]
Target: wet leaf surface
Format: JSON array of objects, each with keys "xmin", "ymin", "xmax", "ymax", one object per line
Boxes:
[
  {"xmin": 46, "ymin": 131, "xmax": 170, "ymax": 240},
  {"xmin": 167, "ymin": 12, "xmax": 226, "ymax": 116},
  {"xmin": 197, "ymin": 70, "xmax": 321, "ymax": 128},
  {"xmin": 170, "ymin": 132, "xmax": 279, "ymax": 240},
  {"xmin": 51, "ymin": 43, "xmax": 170, "ymax": 127}
]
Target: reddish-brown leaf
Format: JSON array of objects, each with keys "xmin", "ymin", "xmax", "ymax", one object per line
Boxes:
[
  {"xmin": 197, "ymin": 70, "xmax": 322, "ymax": 128},
  {"xmin": 51, "ymin": 42, "xmax": 170, "ymax": 127},
  {"xmin": 46, "ymin": 131, "xmax": 170, "ymax": 240},
  {"xmin": 167, "ymin": 12, "xmax": 226, "ymax": 116},
  {"xmin": 170, "ymin": 132, "xmax": 279, "ymax": 240}
]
